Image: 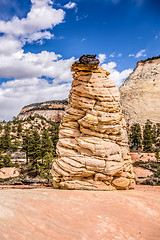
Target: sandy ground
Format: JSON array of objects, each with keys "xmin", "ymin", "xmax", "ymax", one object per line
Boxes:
[{"xmin": 0, "ymin": 186, "xmax": 160, "ymax": 240}]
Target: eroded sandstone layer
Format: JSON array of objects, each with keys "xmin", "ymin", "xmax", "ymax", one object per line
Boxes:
[
  {"xmin": 51, "ymin": 55, "xmax": 135, "ymax": 190},
  {"xmin": 119, "ymin": 56, "xmax": 160, "ymax": 125}
]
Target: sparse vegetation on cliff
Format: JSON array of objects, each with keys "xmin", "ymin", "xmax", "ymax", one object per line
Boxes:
[{"xmin": 139, "ymin": 55, "xmax": 160, "ymax": 63}]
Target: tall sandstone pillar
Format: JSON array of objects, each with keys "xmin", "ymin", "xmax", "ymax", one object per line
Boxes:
[{"xmin": 51, "ymin": 55, "xmax": 135, "ymax": 190}]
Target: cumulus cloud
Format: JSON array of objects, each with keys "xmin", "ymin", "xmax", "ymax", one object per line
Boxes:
[
  {"xmin": 63, "ymin": 2, "xmax": 77, "ymax": 9},
  {"xmin": 101, "ymin": 61, "xmax": 133, "ymax": 87},
  {"xmin": 0, "ymin": 50, "xmax": 75, "ymax": 81},
  {"xmin": 0, "ymin": 0, "xmax": 65, "ymax": 43},
  {"xmin": 98, "ymin": 53, "xmax": 106, "ymax": 64},
  {"xmin": 23, "ymin": 31, "xmax": 54, "ymax": 44},
  {"xmin": 0, "ymin": 36, "xmax": 22, "ymax": 55},
  {"xmin": 0, "ymin": 0, "xmax": 75, "ymax": 120},
  {"xmin": 0, "ymin": 78, "xmax": 71, "ymax": 120},
  {"xmin": 0, "ymin": 0, "xmax": 134, "ymax": 120}
]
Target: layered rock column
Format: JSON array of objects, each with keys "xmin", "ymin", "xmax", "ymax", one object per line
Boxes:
[{"xmin": 51, "ymin": 55, "xmax": 135, "ymax": 190}]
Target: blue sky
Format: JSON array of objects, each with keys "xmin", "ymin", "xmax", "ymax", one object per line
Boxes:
[{"xmin": 0, "ymin": 0, "xmax": 159, "ymax": 120}]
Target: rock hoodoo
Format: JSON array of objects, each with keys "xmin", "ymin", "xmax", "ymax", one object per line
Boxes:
[
  {"xmin": 119, "ymin": 56, "xmax": 160, "ymax": 125},
  {"xmin": 51, "ymin": 55, "xmax": 135, "ymax": 190}
]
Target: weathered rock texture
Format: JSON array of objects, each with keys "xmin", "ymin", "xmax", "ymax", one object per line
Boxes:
[
  {"xmin": 119, "ymin": 56, "xmax": 160, "ymax": 125},
  {"xmin": 0, "ymin": 187, "xmax": 160, "ymax": 240},
  {"xmin": 51, "ymin": 55, "xmax": 135, "ymax": 190},
  {"xmin": 0, "ymin": 167, "xmax": 20, "ymax": 179},
  {"xmin": 18, "ymin": 100, "xmax": 68, "ymax": 122}
]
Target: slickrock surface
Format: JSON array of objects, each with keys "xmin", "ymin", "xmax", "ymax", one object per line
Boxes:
[
  {"xmin": 0, "ymin": 187, "xmax": 160, "ymax": 240},
  {"xmin": 52, "ymin": 55, "xmax": 135, "ymax": 190},
  {"xmin": 119, "ymin": 57, "xmax": 160, "ymax": 125},
  {"xmin": 0, "ymin": 167, "xmax": 20, "ymax": 179},
  {"xmin": 131, "ymin": 152, "xmax": 157, "ymax": 163},
  {"xmin": 18, "ymin": 100, "xmax": 68, "ymax": 122}
]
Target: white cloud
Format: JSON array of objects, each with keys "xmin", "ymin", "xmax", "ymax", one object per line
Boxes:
[
  {"xmin": 0, "ymin": 0, "xmax": 76, "ymax": 120},
  {"xmin": 98, "ymin": 53, "xmax": 106, "ymax": 64},
  {"xmin": 0, "ymin": 0, "xmax": 65, "ymax": 43},
  {"xmin": 128, "ymin": 53, "xmax": 135, "ymax": 57},
  {"xmin": 101, "ymin": 61, "xmax": 133, "ymax": 87},
  {"xmin": 0, "ymin": 36, "xmax": 22, "ymax": 55},
  {"xmin": 23, "ymin": 31, "xmax": 54, "ymax": 44},
  {"xmin": 76, "ymin": 15, "xmax": 88, "ymax": 21},
  {"xmin": 128, "ymin": 50, "xmax": 146, "ymax": 58},
  {"xmin": 63, "ymin": 2, "xmax": 77, "ymax": 9},
  {"xmin": 117, "ymin": 53, "xmax": 122, "ymax": 57},
  {"xmin": 0, "ymin": 50, "xmax": 75, "ymax": 81},
  {"xmin": 0, "ymin": 49, "xmax": 74, "ymax": 120},
  {"xmin": 135, "ymin": 49, "xmax": 146, "ymax": 58},
  {"xmin": 109, "ymin": 52, "xmax": 115, "ymax": 58},
  {"xmin": 81, "ymin": 38, "xmax": 87, "ymax": 42},
  {"xmin": 0, "ymin": 78, "xmax": 71, "ymax": 120},
  {"xmin": 0, "ymin": 0, "xmax": 133, "ymax": 121}
]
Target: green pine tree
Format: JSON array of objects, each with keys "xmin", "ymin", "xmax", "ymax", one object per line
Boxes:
[
  {"xmin": 3, "ymin": 154, "xmax": 11, "ymax": 167},
  {"xmin": 28, "ymin": 130, "xmax": 42, "ymax": 176},
  {"xmin": 155, "ymin": 147, "xmax": 159, "ymax": 162},
  {"xmin": 0, "ymin": 123, "xmax": 12, "ymax": 151},
  {"xmin": 21, "ymin": 133, "xmax": 30, "ymax": 164},
  {"xmin": 143, "ymin": 120, "xmax": 153, "ymax": 152},
  {"xmin": 41, "ymin": 129, "xmax": 53, "ymax": 159},
  {"xmin": 130, "ymin": 123, "xmax": 142, "ymax": 150},
  {"xmin": 49, "ymin": 122, "xmax": 60, "ymax": 156},
  {"xmin": 17, "ymin": 122, "xmax": 22, "ymax": 137},
  {"xmin": 40, "ymin": 152, "xmax": 53, "ymax": 183},
  {"xmin": 151, "ymin": 124, "xmax": 157, "ymax": 144}
]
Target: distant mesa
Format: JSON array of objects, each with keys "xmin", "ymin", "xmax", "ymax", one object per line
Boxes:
[
  {"xmin": 17, "ymin": 99, "xmax": 68, "ymax": 122},
  {"xmin": 119, "ymin": 55, "xmax": 160, "ymax": 125}
]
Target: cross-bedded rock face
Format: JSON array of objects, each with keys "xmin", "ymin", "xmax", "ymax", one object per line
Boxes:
[
  {"xmin": 119, "ymin": 57, "xmax": 160, "ymax": 125},
  {"xmin": 51, "ymin": 55, "xmax": 135, "ymax": 190}
]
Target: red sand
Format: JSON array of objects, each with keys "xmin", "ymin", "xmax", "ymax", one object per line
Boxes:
[{"xmin": 0, "ymin": 186, "xmax": 160, "ymax": 240}]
